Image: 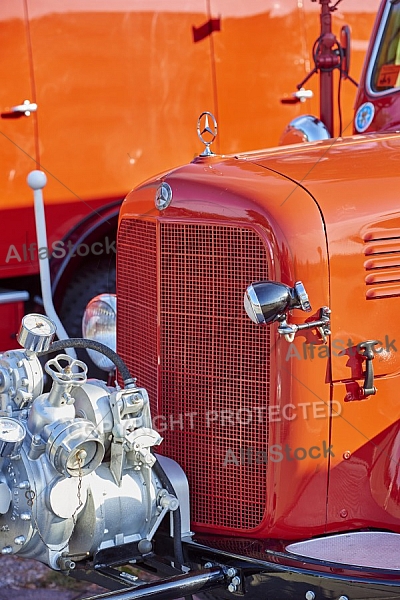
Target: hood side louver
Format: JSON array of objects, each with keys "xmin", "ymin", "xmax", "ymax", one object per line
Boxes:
[{"xmin": 363, "ymin": 231, "xmax": 400, "ymax": 299}]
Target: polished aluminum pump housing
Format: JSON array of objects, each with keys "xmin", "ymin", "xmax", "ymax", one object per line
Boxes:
[{"xmin": 0, "ymin": 318, "xmax": 190, "ymax": 571}]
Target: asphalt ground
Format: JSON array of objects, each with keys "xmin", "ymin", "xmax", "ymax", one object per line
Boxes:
[
  {"xmin": 0, "ymin": 555, "xmax": 107, "ymax": 600},
  {"xmin": 0, "ymin": 589, "xmax": 94, "ymax": 600}
]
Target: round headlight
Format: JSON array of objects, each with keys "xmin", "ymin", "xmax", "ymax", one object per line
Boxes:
[
  {"xmin": 82, "ymin": 294, "xmax": 116, "ymax": 372},
  {"xmin": 244, "ymin": 281, "xmax": 311, "ymax": 325},
  {"xmin": 244, "ymin": 282, "xmax": 294, "ymax": 324}
]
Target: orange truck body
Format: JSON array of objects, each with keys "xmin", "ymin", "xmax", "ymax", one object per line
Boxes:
[
  {"xmin": 112, "ymin": 0, "xmax": 400, "ymax": 597},
  {"xmin": 0, "ymin": 0, "xmax": 379, "ymax": 348}
]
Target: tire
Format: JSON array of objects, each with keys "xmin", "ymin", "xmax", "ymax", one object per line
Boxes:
[{"xmin": 58, "ymin": 257, "xmax": 116, "ymax": 379}]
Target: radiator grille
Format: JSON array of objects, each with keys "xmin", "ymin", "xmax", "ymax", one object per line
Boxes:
[
  {"xmin": 117, "ymin": 219, "xmax": 271, "ymax": 531},
  {"xmin": 117, "ymin": 219, "xmax": 158, "ymax": 404}
]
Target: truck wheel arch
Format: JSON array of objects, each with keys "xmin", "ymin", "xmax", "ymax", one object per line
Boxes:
[{"xmin": 50, "ymin": 201, "xmax": 120, "ymax": 304}]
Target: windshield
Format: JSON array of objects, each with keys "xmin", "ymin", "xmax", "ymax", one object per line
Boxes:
[{"xmin": 371, "ymin": 1, "xmax": 400, "ymax": 92}]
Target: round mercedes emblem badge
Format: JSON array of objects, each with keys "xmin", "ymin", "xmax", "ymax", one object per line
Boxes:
[{"xmin": 155, "ymin": 182, "xmax": 172, "ymax": 210}]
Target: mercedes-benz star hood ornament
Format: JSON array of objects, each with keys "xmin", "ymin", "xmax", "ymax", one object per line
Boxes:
[{"xmin": 197, "ymin": 111, "xmax": 218, "ymax": 156}]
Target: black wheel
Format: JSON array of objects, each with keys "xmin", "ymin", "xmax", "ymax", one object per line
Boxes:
[{"xmin": 58, "ymin": 257, "xmax": 116, "ymax": 379}]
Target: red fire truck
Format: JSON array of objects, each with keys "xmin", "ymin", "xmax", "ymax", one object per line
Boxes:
[
  {"xmin": 0, "ymin": 0, "xmax": 378, "ymax": 351},
  {"xmin": 0, "ymin": 1, "xmax": 399, "ymax": 600}
]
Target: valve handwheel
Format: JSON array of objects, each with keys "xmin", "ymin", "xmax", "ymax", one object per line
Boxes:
[{"xmin": 45, "ymin": 355, "xmax": 87, "ymax": 386}]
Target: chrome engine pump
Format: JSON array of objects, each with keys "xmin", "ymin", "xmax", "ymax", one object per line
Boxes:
[{"xmin": 0, "ymin": 314, "xmax": 190, "ymax": 571}]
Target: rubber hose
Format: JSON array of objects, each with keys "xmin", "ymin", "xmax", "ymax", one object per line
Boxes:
[{"xmin": 37, "ymin": 338, "xmax": 134, "ymax": 385}]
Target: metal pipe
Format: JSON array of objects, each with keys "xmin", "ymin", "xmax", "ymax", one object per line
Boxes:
[{"xmin": 81, "ymin": 567, "xmax": 225, "ymax": 600}]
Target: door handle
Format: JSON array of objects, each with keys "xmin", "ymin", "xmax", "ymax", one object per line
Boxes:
[
  {"xmin": 281, "ymin": 88, "xmax": 314, "ymax": 104},
  {"xmin": 11, "ymin": 100, "xmax": 37, "ymax": 115},
  {"xmin": 1, "ymin": 99, "xmax": 37, "ymax": 118},
  {"xmin": 357, "ymin": 340, "xmax": 379, "ymax": 398}
]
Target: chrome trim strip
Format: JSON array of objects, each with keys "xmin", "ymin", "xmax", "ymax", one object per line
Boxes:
[
  {"xmin": 244, "ymin": 285, "xmax": 265, "ymax": 324},
  {"xmin": 0, "ymin": 290, "xmax": 29, "ymax": 305}
]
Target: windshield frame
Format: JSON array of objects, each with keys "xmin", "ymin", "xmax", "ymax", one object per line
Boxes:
[{"xmin": 366, "ymin": 0, "xmax": 400, "ymax": 96}]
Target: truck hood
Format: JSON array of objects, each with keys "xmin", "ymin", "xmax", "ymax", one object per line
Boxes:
[{"xmin": 239, "ymin": 132, "xmax": 400, "ymax": 382}]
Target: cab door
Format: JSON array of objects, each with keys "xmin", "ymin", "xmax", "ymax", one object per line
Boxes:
[{"xmin": 0, "ymin": 1, "xmax": 37, "ymax": 277}]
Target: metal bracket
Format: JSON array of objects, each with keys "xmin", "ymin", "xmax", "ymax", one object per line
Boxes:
[{"xmin": 277, "ymin": 306, "xmax": 331, "ymax": 343}]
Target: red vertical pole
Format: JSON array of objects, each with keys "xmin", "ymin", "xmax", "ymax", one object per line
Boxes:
[{"xmin": 319, "ymin": 0, "xmax": 335, "ymax": 136}]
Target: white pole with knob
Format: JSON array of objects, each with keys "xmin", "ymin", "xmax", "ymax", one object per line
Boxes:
[{"xmin": 27, "ymin": 170, "xmax": 76, "ymax": 359}]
